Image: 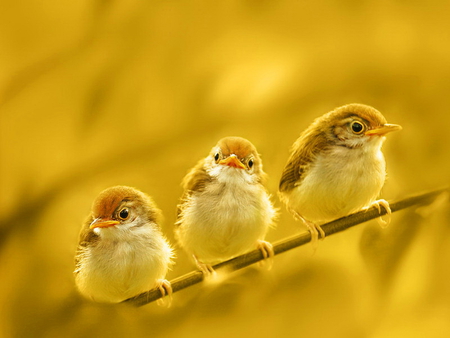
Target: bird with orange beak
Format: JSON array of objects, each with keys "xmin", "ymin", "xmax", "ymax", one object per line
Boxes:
[
  {"xmin": 175, "ymin": 136, "xmax": 276, "ymax": 274},
  {"xmin": 279, "ymin": 103, "xmax": 402, "ymax": 246},
  {"xmin": 74, "ymin": 186, "xmax": 174, "ymax": 304}
]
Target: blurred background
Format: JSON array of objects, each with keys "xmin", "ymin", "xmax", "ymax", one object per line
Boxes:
[{"xmin": 1, "ymin": 1, "xmax": 450, "ymax": 337}]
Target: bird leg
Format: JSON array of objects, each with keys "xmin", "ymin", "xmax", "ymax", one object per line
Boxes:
[
  {"xmin": 290, "ymin": 210, "xmax": 325, "ymax": 249},
  {"xmin": 155, "ymin": 279, "xmax": 173, "ymax": 307},
  {"xmin": 256, "ymin": 240, "xmax": 274, "ymax": 270},
  {"xmin": 193, "ymin": 255, "xmax": 217, "ymax": 277},
  {"xmin": 304, "ymin": 218, "xmax": 325, "ymax": 250},
  {"xmin": 366, "ymin": 199, "xmax": 392, "ymax": 228}
]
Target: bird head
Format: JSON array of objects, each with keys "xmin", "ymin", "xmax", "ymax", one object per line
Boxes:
[
  {"xmin": 206, "ymin": 136, "xmax": 266, "ymax": 184},
  {"xmin": 89, "ymin": 186, "xmax": 161, "ymax": 237},
  {"xmin": 318, "ymin": 103, "xmax": 402, "ymax": 149}
]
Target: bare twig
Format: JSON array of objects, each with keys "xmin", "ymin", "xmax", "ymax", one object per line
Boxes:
[{"xmin": 123, "ymin": 187, "xmax": 449, "ymax": 307}]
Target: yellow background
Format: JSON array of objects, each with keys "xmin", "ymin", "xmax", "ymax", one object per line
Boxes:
[{"xmin": 1, "ymin": 1, "xmax": 449, "ymax": 337}]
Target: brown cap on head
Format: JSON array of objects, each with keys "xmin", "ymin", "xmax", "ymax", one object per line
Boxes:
[
  {"xmin": 324, "ymin": 103, "xmax": 387, "ymax": 128},
  {"xmin": 309, "ymin": 103, "xmax": 401, "ymax": 138},
  {"xmin": 91, "ymin": 186, "xmax": 161, "ymax": 224},
  {"xmin": 209, "ymin": 136, "xmax": 267, "ymax": 183},
  {"xmin": 215, "ymin": 136, "xmax": 258, "ymax": 159},
  {"xmin": 330, "ymin": 104, "xmax": 401, "ymax": 135}
]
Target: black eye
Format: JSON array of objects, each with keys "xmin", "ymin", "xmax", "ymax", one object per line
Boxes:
[
  {"xmin": 118, "ymin": 208, "xmax": 129, "ymax": 220},
  {"xmin": 248, "ymin": 159, "xmax": 254, "ymax": 168},
  {"xmin": 214, "ymin": 153, "xmax": 220, "ymax": 162},
  {"xmin": 351, "ymin": 121, "xmax": 365, "ymax": 134}
]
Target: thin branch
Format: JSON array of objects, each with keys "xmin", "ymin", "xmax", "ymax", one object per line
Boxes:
[{"xmin": 124, "ymin": 187, "xmax": 449, "ymax": 307}]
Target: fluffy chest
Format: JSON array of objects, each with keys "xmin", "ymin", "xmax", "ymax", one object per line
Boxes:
[
  {"xmin": 287, "ymin": 143, "xmax": 386, "ymax": 222},
  {"xmin": 80, "ymin": 226, "xmax": 168, "ymax": 279},
  {"xmin": 176, "ymin": 168, "xmax": 274, "ymax": 261},
  {"xmin": 75, "ymin": 225, "xmax": 172, "ymax": 302},
  {"xmin": 307, "ymin": 144, "xmax": 385, "ymax": 186},
  {"xmin": 189, "ymin": 170, "xmax": 265, "ymax": 224},
  {"xmin": 85, "ymin": 236, "xmax": 154, "ymax": 276}
]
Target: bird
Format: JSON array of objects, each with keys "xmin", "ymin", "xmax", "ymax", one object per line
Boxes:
[
  {"xmin": 175, "ymin": 136, "xmax": 277, "ymax": 274},
  {"xmin": 74, "ymin": 185, "xmax": 174, "ymax": 304},
  {"xmin": 279, "ymin": 103, "xmax": 402, "ymax": 245}
]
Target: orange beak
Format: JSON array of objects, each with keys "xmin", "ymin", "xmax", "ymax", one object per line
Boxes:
[
  {"xmin": 365, "ymin": 123, "xmax": 402, "ymax": 136},
  {"xmin": 89, "ymin": 218, "xmax": 120, "ymax": 229},
  {"xmin": 219, "ymin": 154, "xmax": 246, "ymax": 169}
]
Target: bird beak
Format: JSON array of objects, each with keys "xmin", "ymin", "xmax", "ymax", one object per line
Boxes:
[
  {"xmin": 365, "ymin": 123, "xmax": 402, "ymax": 136},
  {"xmin": 219, "ymin": 154, "xmax": 246, "ymax": 169},
  {"xmin": 89, "ymin": 218, "xmax": 120, "ymax": 229}
]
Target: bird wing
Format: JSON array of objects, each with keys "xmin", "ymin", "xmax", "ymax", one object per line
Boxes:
[
  {"xmin": 74, "ymin": 216, "xmax": 99, "ymax": 272},
  {"xmin": 278, "ymin": 151, "xmax": 305, "ymax": 192},
  {"xmin": 181, "ymin": 158, "xmax": 212, "ymax": 193},
  {"xmin": 176, "ymin": 158, "xmax": 212, "ymax": 222},
  {"xmin": 279, "ymin": 129, "xmax": 328, "ymax": 192}
]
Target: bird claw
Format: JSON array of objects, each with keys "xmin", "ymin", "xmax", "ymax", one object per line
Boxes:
[
  {"xmin": 257, "ymin": 240, "xmax": 274, "ymax": 270},
  {"xmin": 155, "ymin": 279, "xmax": 173, "ymax": 307},
  {"xmin": 289, "ymin": 209, "xmax": 325, "ymax": 249},
  {"xmin": 367, "ymin": 199, "xmax": 392, "ymax": 228},
  {"xmin": 193, "ymin": 255, "xmax": 217, "ymax": 277},
  {"xmin": 307, "ymin": 222, "xmax": 325, "ymax": 251}
]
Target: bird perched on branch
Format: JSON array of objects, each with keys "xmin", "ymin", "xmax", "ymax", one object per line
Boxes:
[
  {"xmin": 75, "ymin": 186, "xmax": 174, "ymax": 304},
  {"xmin": 279, "ymin": 103, "xmax": 402, "ymax": 246},
  {"xmin": 176, "ymin": 136, "xmax": 276, "ymax": 274}
]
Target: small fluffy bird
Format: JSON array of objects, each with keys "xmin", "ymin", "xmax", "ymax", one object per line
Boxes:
[
  {"xmin": 279, "ymin": 103, "xmax": 401, "ymax": 244},
  {"xmin": 75, "ymin": 186, "xmax": 174, "ymax": 304},
  {"xmin": 176, "ymin": 136, "xmax": 276, "ymax": 274}
]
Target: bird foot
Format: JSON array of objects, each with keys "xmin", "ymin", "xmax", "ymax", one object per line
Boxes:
[
  {"xmin": 155, "ymin": 279, "xmax": 173, "ymax": 307},
  {"xmin": 367, "ymin": 199, "xmax": 392, "ymax": 228},
  {"xmin": 297, "ymin": 214, "xmax": 325, "ymax": 251},
  {"xmin": 290, "ymin": 209, "xmax": 325, "ymax": 249},
  {"xmin": 193, "ymin": 255, "xmax": 217, "ymax": 277},
  {"xmin": 307, "ymin": 221, "xmax": 325, "ymax": 251},
  {"xmin": 256, "ymin": 240, "xmax": 274, "ymax": 270}
]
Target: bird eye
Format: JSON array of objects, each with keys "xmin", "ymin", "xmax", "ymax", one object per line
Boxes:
[
  {"xmin": 118, "ymin": 208, "xmax": 129, "ymax": 220},
  {"xmin": 248, "ymin": 159, "xmax": 254, "ymax": 168},
  {"xmin": 350, "ymin": 121, "xmax": 365, "ymax": 134},
  {"xmin": 214, "ymin": 153, "xmax": 220, "ymax": 162}
]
